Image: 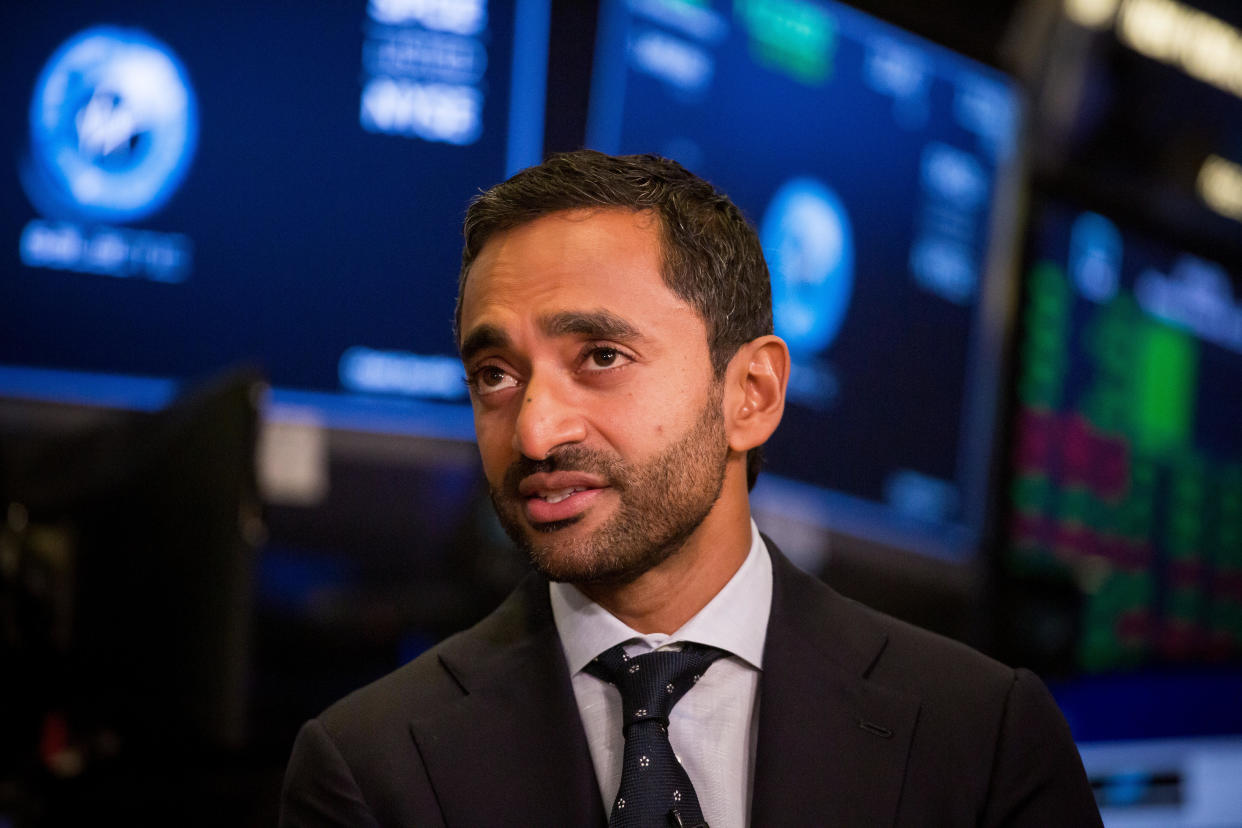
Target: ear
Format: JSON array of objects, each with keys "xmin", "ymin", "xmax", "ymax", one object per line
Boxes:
[{"xmin": 723, "ymin": 335, "xmax": 789, "ymax": 453}]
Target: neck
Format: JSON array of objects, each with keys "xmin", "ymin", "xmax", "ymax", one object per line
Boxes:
[{"xmin": 578, "ymin": 496, "xmax": 753, "ymax": 635}]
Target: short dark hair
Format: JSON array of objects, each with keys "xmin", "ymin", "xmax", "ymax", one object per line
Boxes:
[{"xmin": 456, "ymin": 150, "xmax": 772, "ymax": 488}]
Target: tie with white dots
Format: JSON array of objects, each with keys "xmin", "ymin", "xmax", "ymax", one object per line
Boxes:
[{"xmin": 586, "ymin": 643, "xmax": 726, "ymax": 828}]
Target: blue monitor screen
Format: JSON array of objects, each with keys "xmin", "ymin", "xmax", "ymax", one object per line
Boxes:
[
  {"xmin": 1, "ymin": 0, "xmax": 550, "ymax": 438},
  {"xmin": 586, "ymin": 0, "xmax": 1024, "ymax": 558}
]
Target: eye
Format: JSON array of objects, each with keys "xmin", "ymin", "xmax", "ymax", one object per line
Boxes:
[
  {"xmin": 581, "ymin": 346, "xmax": 632, "ymax": 372},
  {"xmin": 469, "ymin": 364, "xmax": 519, "ymax": 396}
]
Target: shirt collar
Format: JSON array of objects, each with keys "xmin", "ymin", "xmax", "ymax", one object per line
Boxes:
[{"xmin": 550, "ymin": 520, "xmax": 772, "ymax": 675}]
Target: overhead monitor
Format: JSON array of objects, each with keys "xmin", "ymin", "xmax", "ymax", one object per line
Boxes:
[
  {"xmin": 586, "ymin": 0, "xmax": 1025, "ymax": 559},
  {"xmin": 0, "ymin": 0, "xmax": 551, "ymax": 439}
]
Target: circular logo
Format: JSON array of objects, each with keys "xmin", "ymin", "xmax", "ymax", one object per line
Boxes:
[
  {"xmin": 21, "ymin": 26, "xmax": 198, "ymax": 224},
  {"xmin": 1069, "ymin": 211, "xmax": 1122, "ymax": 303},
  {"xmin": 760, "ymin": 178, "xmax": 855, "ymax": 358}
]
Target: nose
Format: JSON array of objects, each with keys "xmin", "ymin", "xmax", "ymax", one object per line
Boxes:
[{"xmin": 512, "ymin": 371, "xmax": 587, "ymax": 460}]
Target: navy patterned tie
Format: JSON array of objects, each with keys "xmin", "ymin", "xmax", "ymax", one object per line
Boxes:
[{"xmin": 586, "ymin": 643, "xmax": 726, "ymax": 828}]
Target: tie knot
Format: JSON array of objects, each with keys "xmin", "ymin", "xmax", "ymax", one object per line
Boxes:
[{"xmin": 586, "ymin": 643, "xmax": 725, "ymax": 727}]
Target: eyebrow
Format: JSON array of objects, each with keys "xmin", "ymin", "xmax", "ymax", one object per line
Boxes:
[
  {"xmin": 540, "ymin": 310, "xmax": 643, "ymax": 342},
  {"xmin": 459, "ymin": 324, "xmax": 510, "ymax": 363},
  {"xmin": 459, "ymin": 309, "xmax": 650, "ymax": 360},
  {"xmin": 459, "ymin": 309, "xmax": 646, "ymax": 363}
]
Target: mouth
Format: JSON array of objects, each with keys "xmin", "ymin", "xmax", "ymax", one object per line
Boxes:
[
  {"xmin": 538, "ymin": 487, "xmax": 586, "ymax": 504},
  {"xmin": 518, "ymin": 473, "xmax": 610, "ymax": 526}
]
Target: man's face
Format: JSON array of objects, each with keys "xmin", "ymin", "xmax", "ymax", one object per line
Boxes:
[{"xmin": 458, "ymin": 208, "xmax": 730, "ymax": 585}]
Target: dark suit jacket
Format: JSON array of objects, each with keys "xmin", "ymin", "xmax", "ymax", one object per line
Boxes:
[{"xmin": 280, "ymin": 544, "xmax": 1102, "ymax": 826}]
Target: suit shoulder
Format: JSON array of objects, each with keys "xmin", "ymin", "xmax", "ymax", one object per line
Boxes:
[
  {"xmin": 316, "ymin": 631, "xmax": 464, "ymax": 743},
  {"xmin": 824, "ymin": 589, "xmax": 1075, "ymax": 757},
  {"xmin": 848, "ymin": 596, "xmax": 1015, "ymax": 693},
  {"xmin": 773, "ymin": 550, "xmax": 1016, "ymax": 698},
  {"xmin": 317, "ymin": 572, "xmax": 546, "ymax": 741}
]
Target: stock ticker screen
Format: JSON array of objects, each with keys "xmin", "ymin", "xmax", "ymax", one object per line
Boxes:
[
  {"xmin": 587, "ymin": 0, "xmax": 1024, "ymax": 558},
  {"xmin": 0, "ymin": 0, "xmax": 549, "ymax": 437},
  {"xmin": 1008, "ymin": 201, "xmax": 1242, "ymax": 674}
]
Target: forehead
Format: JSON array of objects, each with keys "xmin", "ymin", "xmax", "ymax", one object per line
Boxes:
[{"xmin": 459, "ymin": 208, "xmax": 700, "ymax": 343}]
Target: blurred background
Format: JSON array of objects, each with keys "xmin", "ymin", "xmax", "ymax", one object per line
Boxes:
[{"xmin": 1, "ymin": 0, "xmax": 1240, "ymax": 825}]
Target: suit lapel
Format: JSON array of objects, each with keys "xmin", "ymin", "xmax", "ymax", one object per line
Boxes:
[
  {"xmin": 407, "ymin": 575, "xmax": 607, "ymax": 826},
  {"xmin": 751, "ymin": 546, "xmax": 920, "ymax": 826}
]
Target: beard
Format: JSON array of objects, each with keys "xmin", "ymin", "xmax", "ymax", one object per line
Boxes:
[{"xmin": 488, "ymin": 389, "xmax": 729, "ymax": 586}]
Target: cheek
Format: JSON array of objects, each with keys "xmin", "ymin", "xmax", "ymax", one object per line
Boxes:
[
  {"xmin": 591, "ymin": 393, "xmax": 653, "ymax": 444},
  {"xmin": 594, "ymin": 401, "xmax": 679, "ymax": 462},
  {"xmin": 473, "ymin": 422, "xmax": 514, "ymax": 479}
]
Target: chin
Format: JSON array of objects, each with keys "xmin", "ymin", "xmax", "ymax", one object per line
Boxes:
[{"xmin": 526, "ymin": 524, "xmax": 694, "ymax": 588}]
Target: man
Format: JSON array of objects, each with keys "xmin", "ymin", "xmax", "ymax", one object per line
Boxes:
[{"xmin": 280, "ymin": 151, "xmax": 1102, "ymax": 826}]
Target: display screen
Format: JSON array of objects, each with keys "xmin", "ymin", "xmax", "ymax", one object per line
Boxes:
[
  {"xmin": 0, "ymin": 0, "xmax": 550, "ymax": 437},
  {"xmin": 587, "ymin": 0, "xmax": 1024, "ymax": 558},
  {"xmin": 1007, "ymin": 200, "xmax": 1242, "ymax": 675}
]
